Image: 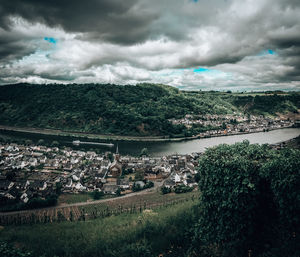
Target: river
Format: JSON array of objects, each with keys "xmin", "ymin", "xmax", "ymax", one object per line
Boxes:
[{"xmin": 0, "ymin": 128, "xmax": 299, "ymax": 156}]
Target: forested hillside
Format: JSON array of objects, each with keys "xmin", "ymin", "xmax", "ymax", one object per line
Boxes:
[{"xmin": 0, "ymin": 83, "xmax": 299, "ymax": 136}]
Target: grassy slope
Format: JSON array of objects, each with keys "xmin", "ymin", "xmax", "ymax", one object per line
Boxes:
[{"xmin": 0, "ymin": 200, "xmax": 199, "ymax": 257}]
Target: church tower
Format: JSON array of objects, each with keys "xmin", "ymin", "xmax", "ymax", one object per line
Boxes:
[
  {"xmin": 115, "ymin": 144, "xmax": 120, "ymax": 161},
  {"xmin": 109, "ymin": 144, "xmax": 122, "ymax": 177}
]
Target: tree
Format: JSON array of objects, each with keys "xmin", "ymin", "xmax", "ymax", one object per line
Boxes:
[
  {"xmin": 25, "ymin": 139, "xmax": 33, "ymax": 145},
  {"xmin": 261, "ymin": 148, "xmax": 300, "ymax": 255},
  {"xmin": 51, "ymin": 140, "xmax": 59, "ymax": 147},
  {"xmin": 161, "ymin": 186, "xmax": 171, "ymax": 194},
  {"xmin": 189, "ymin": 141, "xmax": 282, "ymax": 256},
  {"xmin": 93, "ymin": 191, "xmax": 104, "ymax": 200},
  {"xmin": 135, "ymin": 172, "xmax": 144, "ymax": 181},
  {"xmin": 132, "ymin": 183, "xmax": 142, "ymax": 192},
  {"xmin": 140, "ymin": 148, "xmax": 149, "ymax": 157},
  {"xmin": 107, "ymin": 152, "xmax": 114, "ymax": 162},
  {"xmin": 55, "ymin": 182, "xmax": 63, "ymax": 195},
  {"xmin": 222, "ymin": 122, "xmax": 227, "ymax": 130},
  {"xmin": 194, "ymin": 173, "xmax": 200, "ymax": 183},
  {"xmin": 174, "ymin": 185, "xmax": 192, "ymax": 194},
  {"xmin": 144, "ymin": 181, "xmax": 154, "ymax": 189},
  {"xmin": 37, "ymin": 139, "xmax": 45, "ymax": 145},
  {"xmin": 0, "ymin": 242, "xmax": 33, "ymax": 257},
  {"xmin": 6, "ymin": 171, "xmax": 16, "ymax": 181},
  {"xmin": 115, "ymin": 188, "xmax": 121, "ymax": 196}
]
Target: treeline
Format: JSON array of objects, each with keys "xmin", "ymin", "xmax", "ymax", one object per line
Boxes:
[
  {"xmin": 0, "ymin": 83, "xmax": 299, "ymax": 136},
  {"xmin": 232, "ymin": 93, "xmax": 300, "ymax": 115},
  {"xmin": 0, "ymin": 194, "xmax": 58, "ymax": 212}
]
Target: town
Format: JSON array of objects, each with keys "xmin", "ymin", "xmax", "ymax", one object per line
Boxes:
[
  {"xmin": 0, "ymin": 142, "xmax": 200, "ymax": 209},
  {"xmin": 169, "ymin": 113, "xmax": 296, "ymax": 137}
]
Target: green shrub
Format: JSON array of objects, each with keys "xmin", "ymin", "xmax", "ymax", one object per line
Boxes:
[
  {"xmin": 189, "ymin": 141, "xmax": 300, "ymax": 257},
  {"xmin": 174, "ymin": 185, "xmax": 193, "ymax": 194}
]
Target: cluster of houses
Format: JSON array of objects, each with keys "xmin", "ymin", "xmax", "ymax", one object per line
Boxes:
[
  {"xmin": 169, "ymin": 113, "xmax": 296, "ymax": 137},
  {"xmin": 0, "ymin": 143, "xmax": 201, "ymax": 205}
]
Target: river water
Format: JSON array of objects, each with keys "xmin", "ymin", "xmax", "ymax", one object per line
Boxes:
[
  {"xmin": 1, "ymin": 128, "xmax": 299, "ymax": 156},
  {"xmin": 139, "ymin": 128, "xmax": 300, "ymax": 156}
]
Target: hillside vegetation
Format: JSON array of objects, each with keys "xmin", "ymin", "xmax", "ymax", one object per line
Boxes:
[{"xmin": 0, "ymin": 83, "xmax": 299, "ymax": 136}]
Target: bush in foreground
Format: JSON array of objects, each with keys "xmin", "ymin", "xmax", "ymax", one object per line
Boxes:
[{"xmin": 189, "ymin": 141, "xmax": 300, "ymax": 257}]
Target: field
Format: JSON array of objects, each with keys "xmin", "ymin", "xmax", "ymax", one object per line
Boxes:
[
  {"xmin": 0, "ymin": 191, "xmax": 199, "ymax": 226},
  {"xmin": 0, "ymin": 195, "xmax": 200, "ymax": 257}
]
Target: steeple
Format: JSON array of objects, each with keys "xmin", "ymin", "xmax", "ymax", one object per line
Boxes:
[
  {"xmin": 109, "ymin": 143, "xmax": 122, "ymax": 177},
  {"xmin": 115, "ymin": 144, "xmax": 120, "ymax": 161}
]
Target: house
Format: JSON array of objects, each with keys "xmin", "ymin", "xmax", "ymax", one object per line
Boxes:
[
  {"xmin": 184, "ymin": 177, "xmax": 197, "ymax": 187},
  {"xmin": 103, "ymin": 184, "xmax": 119, "ymax": 194},
  {"xmin": 163, "ymin": 179, "xmax": 175, "ymax": 188},
  {"xmin": 75, "ymin": 182, "xmax": 86, "ymax": 191},
  {"xmin": 3, "ymin": 192, "xmax": 16, "ymax": 200},
  {"xmin": 65, "ymin": 178, "xmax": 73, "ymax": 188},
  {"xmin": 177, "ymin": 158, "xmax": 186, "ymax": 169},
  {"xmin": 118, "ymin": 179, "xmax": 130, "ymax": 190},
  {"xmin": 0, "ymin": 181, "xmax": 14, "ymax": 191},
  {"xmin": 94, "ymin": 173, "xmax": 103, "ymax": 181},
  {"xmin": 29, "ymin": 180, "xmax": 47, "ymax": 191},
  {"xmin": 72, "ymin": 174, "xmax": 80, "ymax": 182},
  {"xmin": 95, "ymin": 181, "xmax": 103, "ymax": 190},
  {"xmin": 14, "ymin": 180, "xmax": 30, "ymax": 191},
  {"xmin": 174, "ymin": 174, "xmax": 181, "ymax": 184},
  {"xmin": 20, "ymin": 189, "xmax": 34, "ymax": 203}
]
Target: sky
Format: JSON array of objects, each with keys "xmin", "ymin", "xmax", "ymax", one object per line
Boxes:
[{"xmin": 0, "ymin": 0, "xmax": 300, "ymax": 91}]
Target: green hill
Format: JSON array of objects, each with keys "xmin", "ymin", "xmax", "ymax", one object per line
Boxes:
[{"xmin": 0, "ymin": 83, "xmax": 299, "ymax": 136}]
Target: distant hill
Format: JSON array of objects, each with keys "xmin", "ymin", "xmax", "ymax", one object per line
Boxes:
[{"xmin": 0, "ymin": 83, "xmax": 299, "ymax": 136}]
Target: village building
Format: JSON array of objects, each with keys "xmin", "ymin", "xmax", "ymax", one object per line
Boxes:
[{"xmin": 109, "ymin": 145, "xmax": 122, "ymax": 177}]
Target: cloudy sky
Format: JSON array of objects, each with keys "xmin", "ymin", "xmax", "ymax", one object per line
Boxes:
[{"xmin": 0, "ymin": 0, "xmax": 300, "ymax": 91}]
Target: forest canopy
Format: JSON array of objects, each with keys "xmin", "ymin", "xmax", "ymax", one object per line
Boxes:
[{"xmin": 0, "ymin": 83, "xmax": 299, "ymax": 136}]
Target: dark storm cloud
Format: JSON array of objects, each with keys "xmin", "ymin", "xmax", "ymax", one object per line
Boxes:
[
  {"xmin": 268, "ymin": 25, "xmax": 300, "ymax": 82},
  {"xmin": 0, "ymin": 0, "xmax": 158, "ymax": 45},
  {"xmin": 0, "ymin": 0, "xmax": 232, "ymax": 45},
  {"xmin": 0, "ymin": 37, "xmax": 33, "ymax": 60},
  {"xmin": 0, "ymin": 25, "xmax": 38, "ymax": 61}
]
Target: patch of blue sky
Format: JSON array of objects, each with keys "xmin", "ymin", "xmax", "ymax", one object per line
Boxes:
[
  {"xmin": 44, "ymin": 37, "xmax": 57, "ymax": 44},
  {"xmin": 152, "ymin": 67, "xmax": 232, "ymax": 81},
  {"xmin": 17, "ymin": 49, "xmax": 51, "ymax": 65},
  {"xmin": 193, "ymin": 67, "xmax": 228, "ymax": 77},
  {"xmin": 13, "ymin": 37, "xmax": 58, "ymax": 67},
  {"xmin": 193, "ymin": 67, "xmax": 210, "ymax": 73},
  {"xmin": 258, "ymin": 49, "xmax": 277, "ymax": 56}
]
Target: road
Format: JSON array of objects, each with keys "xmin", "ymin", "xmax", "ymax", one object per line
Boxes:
[
  {"xmin": 0, "ymin": 124, "xmax": 189, "ymax": 142},
  {"xmin": 0, "ymin": 180, "xmax": 165, "ymax": 217}
]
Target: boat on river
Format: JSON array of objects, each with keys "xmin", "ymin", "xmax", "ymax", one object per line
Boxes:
[{"xmin": 72, "ymin": 140, "xmax": 114, "ymax": 147}]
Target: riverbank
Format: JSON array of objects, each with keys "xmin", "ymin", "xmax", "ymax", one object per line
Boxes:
[
  {"xmin": 270, "ymin": 135, "xmax": 300, "ymax": 149},
  {"xmin": 0, "ymin": 125, "xmax": 186, "ymax": 142},
  {"xmin": 0, "ymin": 124, "xmax": 297, "ymax": 143}
]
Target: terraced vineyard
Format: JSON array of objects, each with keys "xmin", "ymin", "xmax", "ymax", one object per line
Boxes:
[{"xmin": 0, "ymin": 191, "xmax": 199, "ymax": 225}]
